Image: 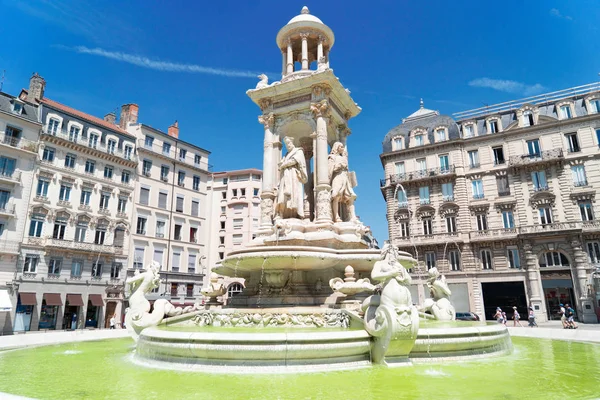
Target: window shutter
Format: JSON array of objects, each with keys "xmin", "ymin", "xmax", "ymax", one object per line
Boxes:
[
  {"xmin": 140, "ymin": 188, "xmax": 150, "ymax": 205},
  {"xmin": 159, "ymin": 192, "xmax": 167, "ymax": 209},
  {"xmin": 192, "ymin": 200, "xmax": 199, "ymax": 217}
]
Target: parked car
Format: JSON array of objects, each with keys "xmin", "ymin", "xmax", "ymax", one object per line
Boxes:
[{"xmin": 455, "ymin": 312, "xmax": 480, "ymax": 321}]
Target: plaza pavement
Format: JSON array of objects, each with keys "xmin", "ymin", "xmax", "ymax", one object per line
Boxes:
[
  {"xmin": 507, "ymin": 320, "xmax": 600, "ymax": 344},
  {"xmin": 0, "ymin": 328, "xmax": 130, "ymax": 351}
]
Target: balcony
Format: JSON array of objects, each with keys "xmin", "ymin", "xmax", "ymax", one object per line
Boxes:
[
  {"xmin": 0, "ymin": 170, "xmax": 21, "ymax": 185},
  {"xmin": 532, "ymin": 185, "xmax": 550, "ymax": 193},
  {"xmin": 0, "ymin": 203, "xmax": 16, "ymax": 218},
  {"xmin": 381, "ymin": 166, "xmax": 456, "ymax": 187},
  {"xmin": 508, "ymin": 149, "xmax": 564, "ymax": 169},
  {"xmin": 473, "ymin": 193, "xmax": 485, "ymax": 200},
  {"xmin": 44, "ymin": 238, "xmax": 123, "ymax": 255},
  {"xmin": 98, "ymin": 207, "xmax": 111, "ymax": 215},
  {"xmin": 469, "ymin": 228, "xmax": 518, "ymax": 242},
  {"xmin": 0, "ymin": 133, "xmax": 38, "ymax": 153},
  {"xmin": 519, "ymin": 221, "xmax": 580, "ymax": 236},
  {"xmin": 442, "ymin": 195, "xmax": 454, "ymax": 202},
  {"xmin": 395, "ymin": 232, "xmax": 464, "ymax": 246},
  {"xmin": 574, "ymin": 180, "xmax": 588, "ymax": 187},
  {"xmin": 498, "ymin": 189, "xmax": 511, "ymax": 197}
]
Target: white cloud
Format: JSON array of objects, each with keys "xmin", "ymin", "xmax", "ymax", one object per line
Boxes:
[
  {"xmin": 550, "ymin": 8, "xmax": 573, "ymax": 21},
  {"xmin": 468, "ymin": 78, "xmax": 547, "ymax": 96},
  {"xmin": 58, "ymin": 45, "xmax": 264, "ymax": 79}
]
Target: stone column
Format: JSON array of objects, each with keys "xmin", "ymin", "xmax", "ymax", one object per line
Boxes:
[
  {"xmin": 523, "ymin": 242, "xmax": 547, "ymax": 322},
  {"xmin": 281, "ymin": 49, "xmax": 287, "ymax": 77},
  {"xmin": 300, "ymin": 139, "xmax": 314, "ymax": 221},
  {"xmin": 258, "ymin": 113, "xmax": 275, "ymax": 228},
  {"xmin": 311, "ymin": 100, "xmax": 332, "ymax": 223},
  {"xmin": 286, "ymin": 39, "xmax": 294, "ymax": 74},
  {"xmin": 571, "ymin": 237, "xmax": 598, "ymax": 323},
  {"xmin": 301, "ymin": 33, "xmax": 309, "ymax": 70}
]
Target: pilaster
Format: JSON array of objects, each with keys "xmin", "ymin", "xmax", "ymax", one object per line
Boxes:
[{"xmin": 523, "ymin": 241, "xmax": 547, "ymax": 322}]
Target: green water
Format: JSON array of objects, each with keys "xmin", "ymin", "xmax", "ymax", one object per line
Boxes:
[{"xmin": 0, "ymin": 337, "xmax": 599, "ymax": 400}]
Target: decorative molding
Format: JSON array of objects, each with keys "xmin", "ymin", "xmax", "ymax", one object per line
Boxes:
[{"xmin": 273, "ymin": 94, "xmax": 311, "ymax": 110}]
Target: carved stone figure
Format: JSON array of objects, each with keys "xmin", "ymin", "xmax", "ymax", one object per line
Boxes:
[
  {"xmin": 420, "ymin": 268, "xmax": 455, "ymax": 321},
  {"xmin": 362, "ymin": 242, "xmax": 419, "ymax": 364},
  {"xmin": 329, "ymin": 265, "xmax": 375, "ymax": 296},
  {"xmin": 255, "ymin": 74, "xmax": 269, "ymax": 89},
  {"xmin": 124, "ymin": 261, "xmax": 198, "ymax": 341},
  {"xmin": 328, "ymin": 142, "xmax": 357, "ymax": 222},
  {"xmin": 200, "ymin": 272, "xmax": 227, "ymax": 303},
  {"xmin": 275, "ymin": 137, "xmax": 308, "ymax": 219}
]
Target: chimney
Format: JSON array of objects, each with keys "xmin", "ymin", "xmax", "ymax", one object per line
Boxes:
[
  {"xmin": 168, "ymin": 121, "xmax": 179, "ymax": 138},
  {"xmin": 27, "ymin": 72, "xmax": 46, "ymax": 103},
  {"xmin": 104, "ymin": 112, "xmax": 116, "ymax": 124},
  {"xmin": 119, "ymin": 104, "xmax": 139, "ymax": 129}
]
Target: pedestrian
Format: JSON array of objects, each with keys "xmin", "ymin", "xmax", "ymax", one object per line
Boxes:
[
  {"xmin": 494, "ymin": 307, "xmax": 503, "ymax": 324},
  {"xmin": 528, "ymin": 307, "xmax": 537, "ymax": 327},
  {"xmin": 565, "ymin": 304, "xmax": 578, "ymax": 329},
  {"xmin": 559, "ymin": 303, "xmax": 568, "ymax": 329},
  {"xmin": 512, "ymin": 306, "xmax": 524, "ymax": 327},
  {"xmin": 501, "ymin": 311, "xmax": 507, "ymax": 326},
  {"xmin": 109, "ymin": 315, "xmax": 116, "ymax": 330}
]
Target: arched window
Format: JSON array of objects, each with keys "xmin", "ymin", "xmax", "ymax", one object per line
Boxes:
[
  {"xmin": 227, "ymin": 283, "xmax": 244, "ymax": 297},
  {"xmin": 540, "ymin": 251, "xmax": 570, "ymax": 268}
]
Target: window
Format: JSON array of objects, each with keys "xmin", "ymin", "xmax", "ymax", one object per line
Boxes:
[
  {"xmin": 104, "ymin": 166, "xmax": 113, "ymax": 179},
  {"xmin": 233, "ymin": 218, "xmax": 243, "ymax": 229},
  {"xmin": 156, "ymin": 220, "xmax": 166, "ymax": 238},
  {"xmin": 232, "ymin": 189, "xmax": 238, "ymax": 197},
  {"xmin": 538, "ymin": 207, "xmax": 552, "ymax": 225},
  {"xmin": 565, "ymin": 133, "xmax": 580, "ymax": 153},
  {"xmin": 222, "ymin": 178, "xmax": 228, "ymax": 184},
  {"xmin": 186, "ymin": 284, "xmax": 194, "ymax": 298},
  {"xmin": 463, "ymin": 124, "xmax": 474, "ymax": 138},
  {"xmin": 393, "ymin": 137, "xmax": 404, "ymax": 150},
  {"xmin": 422, "ymin": 218, "xmax": 433, "ymax": 235},
  {"xmin": 531, "ymin": 171, "xmax": 548, "ymax": 191},
  {"xmin": 74, "ymin": 224, "xmax": 86, "ymax": 242},
  {"xmin": 523, "ymin": 110, "xmax": 534, "ymax": 127},
  {"xmin": 179, "ymin": 148, "xmax": 187, "ymax": 161},
  {"xmin": 492, "ymin": 147, "xmax": 505, "ymax": 165},
  {"xmin": 508, "ymin": 249, "xmax": 520, "ymax": 269},
  {"xmin": 59, "ymin": 185, "xmax": 71, "ymax": 202},
  {"xmin": 88, "ymin": 133, "xmax": 99, "ymax": 149},
  {"xmin": 64, "ymin": 154, "xmax": 76, "ymax": 169},
  {"xmin": 178, "ymin": 171, "xmax": 185, "ymax": 186},
  {"xmin": 233, "ymin": 234, "xmax": 243, "ymax": 245},
  {"xmin": 71, "ymin": 260, "xmax": 83, "ymax": 277},
  {"xmin": 542, "ymin": 252, "xmax": 569, "ymax": 268},
  {"xmin": 176, "ymin": 196, "xmax": 184, "ymax": 213},
  {"xmin": 587, "ymin": 242, "xmax": 600, "ymax": 263},
  {"xmin": 124, "ymin": 146, "xmax": 133, "ymax": 160},
  {"xmin": 241, "ymin": 188, "xmax": 246, "ymax": 197},
  {"xmin": 233, "ymin": 204, "xmax": 244, "ymax": 214},
  {"xmin": 136, "ymin": 217, "xmax": 147, "ymax": 235},
  {"xmin": 425, "ymin": 252, "xmax": 436, "ymax": 269},
  {"xmin": 436, "ymin": 128, "xmax": 447, "ymax": 142},
  {"xmin": 52, "ymin": 221, "xmax": 66, "ymax": 240},
  {"xmin": 36, "ymin": 179, "xmax": 49, "ymax": 197},
  {"xmin": 441, "ymin": 182, "xmax": 453, "ymax": 201},
  {"xmin": 174, "ymin": 224, "xmax": 182, "ymax": 240},
  {"xmin": 446, "ymin": 215, "xmax": 456, "ymax": 233},
  {"xmin": 560, "ymin": 104, "xmax": 572, "ymax": 119},
  {"xmin": 145, "ymin": 136, "xmax": 154, "ymax": 148},
  {"xmin": 449, "ymin": 250, "xmax": 460, "ymax": 271},
  {"xmin": 439, "ymin": 155, "xmax": 449, "ymax": 172},
  {"xmin": 140, "ymin": 187, "xmax": 150, "ymax": 206},
  {"xmin": 78, "ymin": 190, "xmax": 91, "ymax": 206},
  {"xmin": 397, "ymin": 188, "xmax": 408, "ymax": 206},
  {"xmin": 191, "ymin": 200, "xmax": 199, "ymax": 217},
  {"xmin": 117, "ymin": 197, "xmax": 127, "ymax": 213},
  {"xmin": 194, "ymin": 154, "xmax": 202, "ymax": 166},
  {"xmin": 219, "ymin": 252, "xmax": 224, "ymax": 260},
  {"xmin": 158, "ymin": 192, "xmax": 167, "ymax": 209},
  {"xmin": 481, "ymin": 249, "xmax": 493, "ymax": 270},
  {"xmin": 571, "ymin": 165, "xmax": 587, "ymax": 186},
  {"xmin": 142, "ymin": 160, "xmax": 152, "ymax": 176},
  {"xmin": 91, "ymin": 263, "xmax": 102, "ymax": 278},
  {"xmin": 394, "ymin": 162, "xmax": 405, "ymax": 177},
  {"xmin": 526, "ymin": 139, "xmax": 540, "ymax": 157},
  {"xmin": 171, "ymin": 283, "xmax": 179, "ymax": 296},
  {"xmin": 414, "ymin": 135, "xmax": 424, "ymax": 146},
  {"xmin": 85, "ymin": 160, "xmax": 95, "ymax": 174},
  {"xmin": 4, "ymin": 126, "xmax": 22, "ymax": 141},
  {"xmin": 502, "ymin": 211, "xmax": 515, "ymax": 229},
  {"xmin": 162, "ymin": 142, "xmax": 171, "ymax": 155},
  {"xmin": 488, "ymin": 119, "xmax": 499, "ymax": 133},
  {"xmin": 419, "ymin": 186, "xmax": 430, "ymax": 205},
  {"xmin": 253, "ymin": 188, "xmax": 259, "ymax": 196},
  {"xmin": 48, "ymin": 259, "xmax": 61, "ymax": 276},
  {"xmin": 221, "ymin": 192, "xmax": 227, "ymax": 200},
  {"xmin": 0, "ymin": 156, "xmax": 16, "ymax": 177},
  {"xmin": 23, "ymin": 255, "xmax": 39, "ymax": 273},
  {"xmin": 0, "ymin": 190, "xmax": 7, "ymax": 211},
  {"xmin": 228, "ymin": 283, "xmax": 244, "ymax": 297},
  {"xmin": 134, "ymin": 248, "xmax": 145, "ymax": 269},
  {"xmin": 110, "ymin": 263, "xmax": 121, "ymax": 279},
  {"xmin": 107, "ymin": 139, "xmax": 116, "ymax": 154},
  {"xmin": 496, "ymin": 175, "xmax": 510, "ymax": 196},
  {"xmin": 172, "ymin": 252, "xmax": 181, "ymax": 272},
  {"xmin": 94, "ymin": 228, "xmax": 106, "ymax": 245},
  {"xmin": 220, "ymin": 221, "xmax": 225, "ymax": 230},
  {"xmin": 12, "ymin": 102, "xmax": 22, "ymax": 114},
  {"xmin": 399, "ymin": 222, "xmax": 409, "ymax": 238},
  {"xmin": 121, "ymin": 170, "xmax": 130, "ymax": 184},
  {"xmin": 468, "ymin": 150, "xmax": 479, "ymax": 168},
  {"xmin": 472, "ymin": 179, "xmax": 484, "ymax": 199},
  {"xmin": 219, "ymin": 236, "xmax": 225, "ymax": 244},
  {"xmin": 190, "ymin": 227, "xmax": 198, "ymax": 243},
  {"xmin": 99, "ymin": 192, "xmax": 110, "ymax": 209},
  {"xmin": 579, "ymin": 201, "xmax": 594, "ymax": 221},
  {"xmin": 160, "ymin": 165, "xmax": 169, "ymax": 181},
  {"xmin": 188, "ymin": 254, "xmax": 196, "ymax": 274},
  {"xmin": 193, "ymin": 175, "xmax": 200, "ymax": 191},
  {"xmin": 42, "ymin": 147, "xmax": 55, "ymax": 162},
  {"xmin": 476, "ymin": 214, "xmax": 488, "ymax": 231},
  {"xmin": 47, "ymin": 118, "xmax": 60, "ymax": 135},
  {"xmin": 416, "ymin": 158, "xmax": 427, "ymax": 172}
]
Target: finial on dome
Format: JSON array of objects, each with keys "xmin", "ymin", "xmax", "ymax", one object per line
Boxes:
[
  {"xmin": 420, "ymin": 98, "xmax": 424, "ymax": 109},
  {"xmin": 301, "ymin": 6, "xmax": 309, "ymax": 14}
]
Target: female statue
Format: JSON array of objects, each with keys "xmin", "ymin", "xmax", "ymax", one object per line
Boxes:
[
  {"xmin": 328, "ymin": 142, "xmax": 357, "ymax": 222},
  {"xmin": 275, "ymin": 137, "xmax": 308, "ymax": 219}
]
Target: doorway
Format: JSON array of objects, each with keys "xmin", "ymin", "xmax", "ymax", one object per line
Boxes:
[
  {"xmin": 481, "ymin": 281, "xmax": 527, "ymax": 320},
  {"xmin": 62, "ymin": 305, "xmax": 79, "ymax": 330},
  {"xmin": 541, "ymin": 271, "xmax": 576, "ymax": 320},
  {"xmin": 104, "ymin": 302, "xmax": 116, "ymax": 328}
]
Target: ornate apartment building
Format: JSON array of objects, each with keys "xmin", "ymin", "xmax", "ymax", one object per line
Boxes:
[
  {"xmin": 380, "ymin": 84, "xmax": 600, "ymax": 323},
  {"xmin": 206, "ymin": 169, "xmax": 262, "ymax": 303},
  {"xmin": 126, "ymin": 117, "xmax": 211, "ymax": 307}
]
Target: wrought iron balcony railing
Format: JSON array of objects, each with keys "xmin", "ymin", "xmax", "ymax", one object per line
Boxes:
[
  {"xmin": 381, "ymin": 165, "xmax": 456, "ymax": 187},
  {"xmin": 508, "ymin": 149, "xmax": 564, "ymax": 168}
]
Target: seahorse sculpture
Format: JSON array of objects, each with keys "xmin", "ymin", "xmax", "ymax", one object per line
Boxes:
[
  {"xmin": 420, "ymin": 267, "xmax": 455, "ymax": 321},
  {"xmin": 255, "ymin": 74, "xmax": 269, "ymax": 89},
  {"xmin": 124, "ymin": 261, "xmax": 199, "ymax": 341}
]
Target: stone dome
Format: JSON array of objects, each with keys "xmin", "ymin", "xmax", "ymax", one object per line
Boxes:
[
  {"xmin": 287, "ymin": 6, "xmax": 324, "ymax": 25},
  {"xmin": 276, "ymin": 6, "xmax": 335, "ymax": 49}
]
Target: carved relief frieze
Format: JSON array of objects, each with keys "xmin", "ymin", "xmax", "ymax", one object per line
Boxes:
[{"xmin": 273, "ymin": 94, "xmax": 312, "ymax": 110}]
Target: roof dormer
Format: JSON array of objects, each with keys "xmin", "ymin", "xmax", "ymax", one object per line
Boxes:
[{"xmin": 11, "ymin": 98, "xmax": 24, "ymax": 115}]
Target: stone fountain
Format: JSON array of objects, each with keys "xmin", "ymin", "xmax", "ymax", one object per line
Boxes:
[{"xmin": 126, "ymin": 7, "xmax": 511, "ymax": 373}]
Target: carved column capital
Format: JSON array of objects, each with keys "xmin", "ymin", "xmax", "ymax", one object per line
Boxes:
[
  {"xmin": 258, "ymin": 98, "xmax": 272, "ymax": 112},
  {"xmin": 299, "ymin": 32, "xmax": 310, "ymax": 40},
  {"xmin": 258, "ymin": 113, "xmax": 275, "ymax": 129},
  {"xmin": 310, "ymin": 100, "xmax": 330, "ymax": 119}
]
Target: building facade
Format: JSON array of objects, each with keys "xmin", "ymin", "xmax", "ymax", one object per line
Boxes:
[
  {"xmin": 206, "ymin": 169, "xmax": 262, "ymax": 303},
  {"xmin": 380, "ymin": 85, "xmax": 600, "ymax": 323},
  {"xmin": 126, "ymin": 117, "xmax": 211, "ymax": 307}
]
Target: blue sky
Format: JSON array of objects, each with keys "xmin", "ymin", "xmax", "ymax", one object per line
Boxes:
[{"xmin": 1, "ymin": 0, "xmax": 599, "ymax": 242}]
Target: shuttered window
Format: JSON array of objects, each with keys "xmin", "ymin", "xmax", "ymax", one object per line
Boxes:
[
  {"xmin": 140, "ymin": 187, "xmax": 150, "ymax": 205},
  {"xmin": 176, "ymin": 196, "xmax": 184, "ymax": 213},
  {"xmin": 158, "ymin": 192, "xmax": 168, "ymax": 209},
  {"xmin": 191, "ymin": 200, "xmax": 199, "ymax": 217}
]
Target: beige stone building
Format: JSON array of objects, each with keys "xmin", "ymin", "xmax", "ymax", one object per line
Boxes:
[
  {"xmin": 380, "ymin": 84, "xmax": 600, "ymax": 323},
  {"xmin": 206, "ymin": 169, "xmax": 262, "ymax": 303}
]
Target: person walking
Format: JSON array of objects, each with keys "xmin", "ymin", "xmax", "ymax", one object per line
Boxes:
[
  {"xmin": 501, "ymin": 311, "xmax": 507, "ymax": 326},
  {"xmin": 109, "ymin": 315, "xmax": 116, "ymax": 330},
  {"xmin": 565, "ymin": 304, "xmax": 578, "ymax": 329},
  {"xmin": 494, "ymin": 307, "xmax": 503, "ymax": 324},
  {"xmin": 528, "ymin": 307, "xmax": 537, "ymax": 327},
  {"xmin": 559, "ymin": 303, "xmax": 568, "ymax": 328},
  {"xmin": 512, "ymin": 306, "xmax": 524, "ymax": 327}
]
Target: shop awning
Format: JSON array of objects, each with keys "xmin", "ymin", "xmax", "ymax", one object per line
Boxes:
[
  {"xmin": 88, "ymin": 294, "xmax": 104, "ymax": 307},
  {"xmin": 43, "ymin": 293, "xmax": 63, "ymax": 306},
  {"xmin": 66, "ymin": 294, "xmax": 84, "ymax": 307},
  {"xmin": 0, "ymin": 290, "xmax": 12, "ymax": 312},
  {"xmin": 19, "ymin": 292, "xmax": 37, "ymax": 306}
]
